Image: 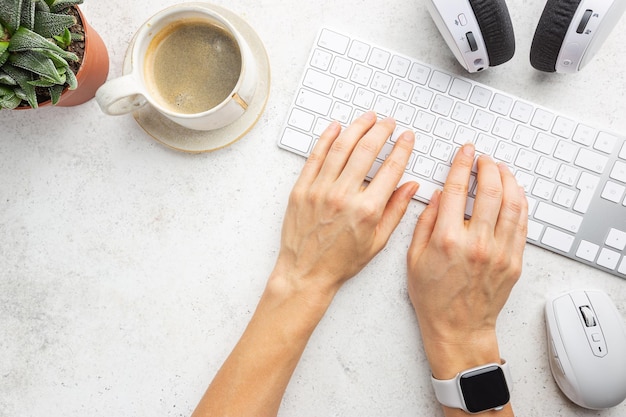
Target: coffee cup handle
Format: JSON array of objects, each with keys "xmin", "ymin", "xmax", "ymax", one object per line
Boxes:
[{"xmin": 95, "ymin": 74, "xmax": 148, "ymax": 115}]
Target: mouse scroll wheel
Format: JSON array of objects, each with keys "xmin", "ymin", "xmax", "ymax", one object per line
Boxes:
[{"xmin": 579, "ymin": 306, "xmax": 597, "ymax": 327}]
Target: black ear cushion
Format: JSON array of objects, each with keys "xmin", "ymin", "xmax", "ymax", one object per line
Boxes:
[
  {"xmin": 530, "ymin": 0, "xmax": 582, "ymax": 72},
  {"xmin": 468, "ymin": 0, "xmax": 516, "ymax": 67}
]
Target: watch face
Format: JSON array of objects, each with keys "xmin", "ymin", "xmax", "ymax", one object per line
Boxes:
[{"xmin": 459, "ymin": 365, "xmax": 510, "ymax": 413}]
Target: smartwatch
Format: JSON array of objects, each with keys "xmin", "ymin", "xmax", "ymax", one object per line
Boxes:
[{"xmin": 431, "ymin": 360, "xmax": 512, "ymax": 414}]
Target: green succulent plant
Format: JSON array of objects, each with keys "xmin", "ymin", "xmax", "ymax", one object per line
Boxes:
[{"xmin": 0, "ymin": 0, "xmax": 85, "ymax": 109}]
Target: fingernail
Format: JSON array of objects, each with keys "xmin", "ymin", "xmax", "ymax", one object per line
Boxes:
[
  {"xmin": 462, "ymin": 143, "xmax": 475, "ymax": 157},
  {"xmin": 497, "ymin": 162, "xmax": 511, "ymax": 173},
  {"xmin": 361, "ymin": 111, "xmax": 377, "ymax": 121}
]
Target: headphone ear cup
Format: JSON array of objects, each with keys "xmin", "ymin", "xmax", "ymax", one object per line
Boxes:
[
  {"xmin": 469, "ymin": 0, "xmax": 516, "ymax": 66},
  {"xmin": 530, "ymin": 0, "xmax": 582, "ymax": 72}
]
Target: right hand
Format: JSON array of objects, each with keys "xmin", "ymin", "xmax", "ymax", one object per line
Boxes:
[{"xmin": 406, "ymin": 144, "xmax": 528, "ymax": 380}]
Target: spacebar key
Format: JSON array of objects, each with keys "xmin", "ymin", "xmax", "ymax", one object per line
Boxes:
[{"xmin": 398, "ymin": 173, "xmax": 442, "ymax": 202}]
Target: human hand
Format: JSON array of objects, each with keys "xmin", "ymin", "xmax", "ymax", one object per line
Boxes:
[
  {"xmin": 272, "ymin": 112, "xmax": 418, "ymax": 304},
  {"xmin": 406, "ymin": 144, "xmax": 528, "ymax": 380}
]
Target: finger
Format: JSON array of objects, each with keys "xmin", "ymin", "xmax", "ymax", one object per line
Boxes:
[
  {"xmin": 295, "ymin": 121, "xmax": 341, "ymax": 187},
  {"xmin": 433, "ymin": 144, "xmax": 475, "ymax": 232},
  {"xmin": 374, "ymin": 181, "xmax": 419, "ymax": 250},
  {"xmin": 366, "ymin": 129, "xmax": 415, "ymax": 201},
  {"xmin": 338, "ymin": 117, "xmax": 397, "ymax": 187},
  {"xmin": 494, "ymin": 165, "xmax": 529, "ymax": 256},
  {"xmin": 408, "ymin": 189, "xmax": 442, "ymax": 259},
  {"xmin": 317, "ymin": 111, "xmax": 378, "ymax": 183},
  {"xmin": 468, "ymin": 155, "xmax": 503, "ymax": 234}
]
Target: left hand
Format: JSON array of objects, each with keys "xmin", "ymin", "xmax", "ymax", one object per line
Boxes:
[{"xmin": 273, "ymin": 111, "xmax": 418, "ymax": 302}]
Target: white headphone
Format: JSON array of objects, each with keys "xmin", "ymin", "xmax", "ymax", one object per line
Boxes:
[{"xmin": 425, "ymin": 0, "xmax": 626, "ymax": 73}]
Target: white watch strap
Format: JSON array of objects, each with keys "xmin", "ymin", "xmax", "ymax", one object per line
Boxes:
[{"xmin": 431, "ymin": 360, "xmax": 512, "ymax": 409}]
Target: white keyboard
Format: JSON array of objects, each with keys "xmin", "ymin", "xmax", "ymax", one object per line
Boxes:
[{"xmin": 278, "ymin": 28, "xmax": 626, "ymax": 278}]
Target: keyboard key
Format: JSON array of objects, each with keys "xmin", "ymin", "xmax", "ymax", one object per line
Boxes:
[
  {"xmin": 353, "ymin": 88, "xmax": 375, "ymax": 109},
  {"xmin": 431, "ymin": 95, "xmax": 454, "ymax": 116},
  {"xmin": 552, "ymin": 186, "xmax": 576, "ymax": 208},
  {"xmin": 433, "ymin": 118, "xmax": 456, "ymax": 140},
  {"xmin": 333, "ymin": 80, "xmax": 355, "ymax": 101},
  {"xmin": 573, "ymin": 172, "xmax": 600, "ymax": 213},
  {"xmin": 373, "ymin": 96, "xmax": 395, "ymax": 117},
  {"xmin": 408, "ymin": 62, "xmax": 430, "ymax": 85},
  {"xmin": 598, "ymin": 248, "xmax": 621, "ymax": 270},
  {"xmin": 389, "ymin": 55, "xmax": 411, "ymax": 77},
  {"xmin": 454, "ymin": 126, "xmax": 476, "ymax": 145},
  {"xmin": 531, "ymin": 109, "xmax": 554, "ymax": 131},
  {"xmin": 541, "ymin": 227, "xmax": 575, "ymax": 253},
  {"xmin": 576, "ymin": 240, "xmax": 599, "ymax": 262},
  {"xmin": 393, "ymin": 103, "xmax": 415, "ymax": 125},
  {"xmin": 410, "ymin": 86, "xmax": 434, "ymax": 109},
  {"xmin": 535, "ymin": 202, "xmax": 583, "ymax": 233},
  {"xmin": 348, "ymin": 40, "xmax": 369, "ymax": 62},
  {"xmin": 494, "ymin": 141, "xmax": 517, "ymax": 164},
  {"xmin": 281, "ymin": 128, "xmax": 312, "ymax": 154},
  {"xmin": 513, "ymin": 125, "xmax": 536, "ymax": 147},
  {"xmin": 429, "ymin": 71, "xmax": 451, "ymax": 92},
  {"xmin": 574, "ymin": 148, "xmax": 608, "ymax": 174},
  {"xmin": 606, "ymin": 228, "xmax": 626, "ymax": 251},
  {"xmin": 556, "ymin": 165, "xmax": 580, "ymax": 186},
  {"xmin": 472, "ymin": 109, "xmax": 495, "ymax": 132},
  {"xmin": 412, "ymin": 154, "xmax": 436, "ymax": 177},
  {"xmin": 449, "ymin": 78, "xmax": 472, "ymax": 100},
  {"xmin": 572, "ymin": 124, "xmax": 597, "ymax": 146},
  {"xmin": 554, "ymin": 140, "xmax": 577, "ymax": 162},
  {"xmin": 288, "ymin": 108, "xmax": 315, "ymax": 131},
  {"xmin": 594, "ymin": 132, "xmax": 618, "ymax": 154},
  {"xmin": 331, "ymin": 56, "xmax": 352, "ymax": 78},
  {"xmin": 330, "ymin": 101, "xmax": 353, "ymax": 123},
  {"xmin": 490, "ymin": 94, "xmax": 513, "ymax": 115},
  {"xmin": 431, "ymin": 140, "xmax": 453, "ymax": 162},
  {"xmin": 492, "ymin": 117, "xmax": 515, "ymax": 140},
  {"xmin": 601, "ymin": 181, "xmax": 625, "ymax": 203},
  {"xmin": 451, "ymin": 102, "xmax": 474, "ymax": 124},
  {"xmin": 318, "ymin": 29, "xmax": 349, "ymax": 54},
  {"xmin": 414, "ymin": 111, "xmax": 436, "ymax": 132},
  {"xmin": 527, "ymin": 220, "xmax": 544, "ymax": 240},
  {"xmin": 611, "ymin": 161, "xmax": 626, "ymax": 183},
  {"xmin": 350, "ymin": 64, "xmax": 373, "ymax": 85},
  {"xmin": 535, "ymin": 156, "xmax": 559, "ymax": 178},
  {"xmin": 469, "ymin": 86, "xmax": 491, "ymax": 108},
  {"xmin": 303, "ymin": 69, "xmax": 334, "ymax": 94},
  {"xmin": 296, "ymin": 89, "xmax": 332, "ymax": 115},
  {"xmin": 533, "ymin": 133, "xmax": 557, "ymax": 155},
  {"xmin": 511, "ymin": 101, "xmax": 533, "ymax": 123},
  {"xmin": 390, "ymin": 79, "xmax": 413, "ymax": 101},
  {"xmin": 369, "ymin": 47, "xmax": 390, "ymax": 69},
  {"xmin": 552, "ymin": 116, "xmax": 576, "ymax": 139},
  {"xmin": 371, "ymin": 71, "xmax": 393, "ymax": 93},
  {"xmin": 310, "ymin": 48, "xmax": 332, "ymax": 70},
  {"xmin": 475, "ymin": 134, "xmax": 497, "ymax": 154}
]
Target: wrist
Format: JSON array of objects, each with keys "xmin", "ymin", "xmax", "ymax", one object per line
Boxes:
[
  {"xmin": 422, "ymin": 331, "xmax": 502, "ymax": 380},
  {"xmin": 263, "ymin": 266, "xmax": 336, "ymax": 335}
]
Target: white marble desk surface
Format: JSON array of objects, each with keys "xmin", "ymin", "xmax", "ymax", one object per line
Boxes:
[{"xmin": 2, "ymin": 1, "xmax": 626, "ymax": 416}]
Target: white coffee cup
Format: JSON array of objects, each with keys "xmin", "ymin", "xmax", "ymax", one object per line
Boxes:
[{"xmin": 95, "ymin": 4, "xmax": 257, "ymax": 131}]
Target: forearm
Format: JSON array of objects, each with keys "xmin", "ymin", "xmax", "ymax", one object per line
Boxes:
[{"xmin": 192, "ymin": 271, "xmax": 334, "ymax": 417}]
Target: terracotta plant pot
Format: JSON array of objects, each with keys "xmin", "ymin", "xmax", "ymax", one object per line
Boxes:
[
  {"xmin": 18, "ymin": 6, "xmax": 109, "ymax": 109},
  {"xmin": 55, "ymin": 7, "xmax": 109, "ymax": 107}
]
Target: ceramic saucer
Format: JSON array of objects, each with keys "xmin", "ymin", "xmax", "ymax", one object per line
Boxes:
[{"xmin": 122, "ymin": 2, "xmax": 271, "ymax": 153}]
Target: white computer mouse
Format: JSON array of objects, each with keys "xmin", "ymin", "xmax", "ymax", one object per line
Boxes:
[{"xmin": 545, "ymin": 289, "xmax": 626, "ymax": 409}]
